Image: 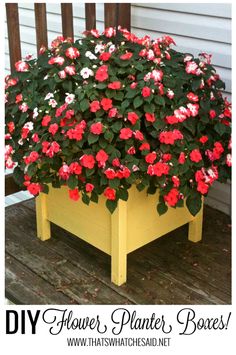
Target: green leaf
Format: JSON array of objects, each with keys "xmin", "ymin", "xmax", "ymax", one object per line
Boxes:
[
  {"xmin": 115, "ymin": 92, "xmax": 124, "ymax": 101},
  {"xmin": 147, "ymin": 185, "xmax": 157, "ymax": 195},
  {"xmin": 200, "ymin": 100, "xmax": 211, "ymax": 112},
  {"xmin": 133, "ymin": 96, "xmax": 143, "ymax": 109},
  {"xmin": 42, "ymin": 184, "xmax": 49, "ymax": 194},
  {"xmin": 157, "ymin": 202, "xmax": 168, "ymax": 216},
  {"xmin": 183, "ymin": 118, "xmax": 197, "ymax": 135},
  {"xmin": 214, "ymin": 122, "xmax": 226, "ymax": 136},
  {"xmin": 191, "ymin": 78, "xmax": 201, "ymax": 91},
  {"xmin": 121, "ymin": 99, "xmax": 130, "ymax": 110},
  {"xmin": 136, "ymin": 183, "xmax": 145, "ymax": 191},
  {"xmin": 13, "ymin": 166, "xmax": 24, "ymax": 185},
  {"xmin": 125, "ymin": 90, "xmax": 137, "ymax": 99},
  {"xmin": 80, "ymin": 98, "xmax": 90, "ymax": 112},
  {"xmin": 67, "ymin": 175, "xmax": 78, "ymax": 189},
  {"xmin": 186, "ymin": 192, "xmax": 202, "ymax": 216},
  {"xmin": 109, "ymin": 178, "xmax": 120, "ymax": 189},
  {"xmin": 118, "ymin": 188, "xmax": 129, "ymax": 201},
  {"xmin": 144, "ymin": 103, "xmax": 155, "ymax": 113},
  {"xmin": 104, "ymin": 130, "xmax": 114, "ymax": 141},
  {"xmin": 154, "ymin": 95, "xmax": 165, "ymax": 106},
  {"xmin": 90, "ymin": 191, "xmax": 99, "ymax": 203},
  {"xmin": 106, "ymin": 199, "xmax": 117, "ymax": 214},
  {"xmin": 88, "ymin": 133, "xmax": 99, "ymax": 145},
  {"xmin": 111, "ymin": 121, "xmax": 122, "ymax": 133},
  {"xmin": 82, "ymin": 193, "xmax": 90, "ymax": 205},
  {"xmin": 27, "ymin": 163, "xmax": 38, "ymax": 177},
  {"xmin": 96, "ymin": 83, "xmax": 107, "ymax": 89}
]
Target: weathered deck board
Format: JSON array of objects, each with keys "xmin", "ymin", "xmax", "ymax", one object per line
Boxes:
[{"xmin": 5, "ymin": 199, "xmax": 231, "ymax": 305}]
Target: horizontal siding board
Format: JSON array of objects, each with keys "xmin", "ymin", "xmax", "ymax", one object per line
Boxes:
[
  {"xmin": 135, "ymin": 3, "xmax": 232, "ymax": 18},
  {"xmin": 131, "ymin": 7, "xmax": 231, "ymax": 44}
]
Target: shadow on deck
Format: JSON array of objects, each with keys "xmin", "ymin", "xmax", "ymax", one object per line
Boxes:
[{"xmin": 5, "ymin": 199, "xmax": 231, "ymax": 305}]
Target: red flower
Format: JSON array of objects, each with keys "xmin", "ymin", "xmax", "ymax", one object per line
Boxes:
[
  {"xmin": 65, "ymin": 47, "xmax": 80, "ymax": 59},
  {"xmin": 7, "ymin": 122, "xmax": 15, "ymax": 133},
  {"xmin": 187, "ymin": 92, "xmax": 199, "ymax": 102},
  {"xmin": 15, "ymin": 61, "xmax": 29, "ymax": 72},
  {"xmin": 95, "ymin": 65, "xmax": 109, "ymax": 82},
  {"xmin": 172, "ymin": 176, "xmax": 180, "ymax": 187},
  {"xmin": 197, "ymin": 181, "xmax": 209, "ymax": 194},
  {"xmin": 101, "ymin": 98, "xmax": 113, "ymax": 111},
  {"xmin": 145, "ymin": 113, "xmax": 156, "ymax": 123},
  {"xmin": 48, "ymin": 56, "xmax": 65, "ymax": 65},
  {"xmin": 27, "ymin": 183, "xmax": 41, "ymax": 195},
  {"xmin": 159, "ymin": 130, "xmax": 183, "ymax": 145},
  {"xmin": 86, "ymin": 183, "xmax": 94, "ymax": 192},
  {"xmin": 165, "ymin": 115, "xmax": 178, "ymax": 124},
  {"xmin": 90, "ymin": 101, "xmax": 100, "ymax": 112},
  {"xmin": 112, "ymin": 158, "xmax": 120, "ymax": 167},
  {"xmin": 99, "ymin": 52, "xmax": 111, "ymax": 61},
  {"xmin": 190, "ymin": 149, "xmax": 202, "ymax": 163},
  {"xmin": 139, "ymin": 143, "xmax": 150, "ymax": 151},
  {"xmin": 162, "ymin": 153, "xmax": 172, "ymax": 162},
  {"xmin": 120, "ymin": 52, "xmax": 133, "ymax": 60},
  {"xmin": 127, "ymin": 146, "xmax": 136, "ymax": 155},
  {"xmin": 49, "ymin": 123, "xmax": 59, "ymax": 136},
  {"xmin": 127, "ymin": 112, "xmax": 139, "ymax": 125},
  {"xmin": 142, "ymin": 87, "xmax": 151, "ymax": 97},
  {"xmin": 42, "ymin": 115, "xmax": 51, "ymax": 127},
  {"xmin": 164, "ymin": 188, "xmax": 179, "ymax": 207},
  {"xmin": 108, "ymin": 81, "xmax": 121, "ymax": 90},
  {"xmin": 145, "ymin": 152, "xmax": 156, "ymax": 164},
  {"xmin": 90, "ymin": 122, "xmax": 103, "ymax": 135},
  {"xmin": 119, "ymin": 128, "xmax": 133, "ymax": 140},
  {"xmin": 65, "ymin": 65, "xmax": 76, "ymax": 75},
  {"xmin": 209, "ymin": 110, "xmax": 216, "ymax": 119},
  {"xmin": 15, "ymin": 94, "xmax": 23, "ymax": 103},
  {"xmin": 69, "ymin": 188, "xmax": 80, "ymax": 201},
  {"xmin": 108, "ymin": 108, "xmax": 118, "ymax": 118},
  {"xmin": 80, "ymin": 154, "xmax": 95, "ymax": 169},
  {"xmin": 104, "ymin": 187, "xmax": 116, "ymax": 200},
  {"xmin": 104, "ymin": 168, "xmax": 116, "ymax": 179},
  {"xmin": 96, "ymin": 149, "xmax": 108, "ymax": 163},
  {"xmin": 199, "ymin": 136, "xmax": 208, "ymax": 144},
  {"xmin": 147, "ymin": 162, "xmax": 169, "ymax": 177},
  {"xmin": 134, "ymin": 130, "xmax": 144, "ymax": 141},
  {"xmin": 178, "ymin": 152, "xmax": 186, "ymax": 164},
  {"xmin": 69, "ymin": 162, "xmax": 82, "ymax": 175}
]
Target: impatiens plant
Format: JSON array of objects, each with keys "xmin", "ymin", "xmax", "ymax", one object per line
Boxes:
[{"xmin": 5, "ymin": 27, "xmax": 231, "ymax": 216}]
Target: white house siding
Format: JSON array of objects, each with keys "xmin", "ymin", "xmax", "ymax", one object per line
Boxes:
[{"xmin": 4, "ymin": 3, "xmax": 231, "ymax": 214}]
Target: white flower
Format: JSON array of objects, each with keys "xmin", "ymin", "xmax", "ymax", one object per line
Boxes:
[
  {"xmin": 65, "ymin": 93, "xmax": 75, "ymax": 104},
  {"xmin": 44, "ymin": 93, "xmax": 54, "ymax": 100},
  {"xmin": 33, "ymin": 108, "xmax": 39, "ymax": 118},
  {"xmin": 18, "ymin": 139, "xmax": 24, "ymax": 146},
  {"xmin": 49, "ymin": 99, "xmax": 57, "ymax": 108},
  {"xmin": 95, "ymin": 44, "xmax": 104, "ymax": 54},
  {"xmin": 44, "ymin": 75, "xmax": 49, "ymax": 80},
  {"xmin": 184, "ymin": 55, "xmax": 193, "ymax": 62},
  {"xmin": 109, "ymin": 45, "xmax": 116, "ymax": 53},
  {"xmin": 80, "ymin": 67, "xmax": 94, "ymax": 79},
  {"xmin": 24, "ymin": 122, "xmax": 34, "ymax": 131},
  {"xmin": 85, "ymin": 51, "xmax": 97, "ymax": 60}
]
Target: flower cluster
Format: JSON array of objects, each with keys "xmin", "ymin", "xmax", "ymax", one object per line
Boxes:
[{"xmin": 5, "ymin": 27, "xmax": 231, "ymax": 216}]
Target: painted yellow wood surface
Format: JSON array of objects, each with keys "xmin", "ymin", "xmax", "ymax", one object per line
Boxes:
[{"xmin": 36, "ymin": 185, "xmax": 203, "ymax": 285}]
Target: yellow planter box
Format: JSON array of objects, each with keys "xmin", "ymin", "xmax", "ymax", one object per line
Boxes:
[{"xmin": 36, "ymin": 185, "xmax": 203, "ymax": 286}]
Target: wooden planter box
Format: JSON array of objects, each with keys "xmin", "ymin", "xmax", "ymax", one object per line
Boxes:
[{"xmin": 36, "ymin": 185, "xmax": 203, "ymax": 286}]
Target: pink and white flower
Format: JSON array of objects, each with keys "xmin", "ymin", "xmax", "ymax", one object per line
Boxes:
[{"xmin": 80, "ymin": 67, "xmax": 94, "ymax": 79}]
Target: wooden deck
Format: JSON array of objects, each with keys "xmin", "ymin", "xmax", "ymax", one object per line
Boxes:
[{"xmin": 5, "ymin": 199, "xmax": 231, "ymax": 305}]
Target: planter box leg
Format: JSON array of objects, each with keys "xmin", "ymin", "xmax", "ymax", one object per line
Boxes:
[
  {"xmin": 188, "ymin": 205, "xmax": 203, "ymax": 243},
  {"xmin": 111, "ymin": 200, "xmax": 127, "ymax": 286},
  {"xmin": 36, "ymin": 194, "xmax": 51, "ymax": 241}
]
